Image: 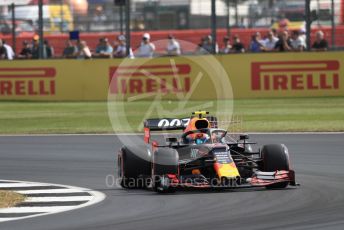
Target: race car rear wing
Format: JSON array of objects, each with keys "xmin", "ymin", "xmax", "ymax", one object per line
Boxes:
[
  {"xmin": 143, "ymin": 116, "xmax": 218, "ymax": 143},
  {"xmin": 144, "ymin": 118, "xmax": 190, "ymax": 131},
  {"xmin": 143, "ymin": 118, "xmax": 189, "ymax": 144}
]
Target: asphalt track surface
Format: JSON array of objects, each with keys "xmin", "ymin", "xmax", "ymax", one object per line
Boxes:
[{"xmin": 0, "ymin": 134, "xmax": 343, "ymax": 230}]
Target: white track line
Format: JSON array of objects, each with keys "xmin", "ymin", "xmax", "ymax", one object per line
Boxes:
[
  {"xmin": 0, "ymin": 179, "xmax": 105, "ymax": 223},
  {"xmin": 25, "ymin": 196, "xmax": 92, "ymax": 202},
  {"xmin": 0, "ymin": 182, "xmax": 48, "ymax": 188},
  {"xmin": 0, "ymin": 206, "xmax": 81, "ymax": 213},
  {"xmin": 0, "ymin": 218, "xmax": 17, "ymax": 222},
  {"xmin": 16, "ymin": 189, "xmax": 87, "ymax": 194}
]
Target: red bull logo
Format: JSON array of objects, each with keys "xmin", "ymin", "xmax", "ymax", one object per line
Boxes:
[
  {"xmin": 0, "ymin": 67, "xmax": 56, "ymax": 96},
  {"xmin": 109, "ymin": 64, "xmax": 191, "ymax": 94},
  {"xmin": 251, "ymin": 61, "xmax": 340, "ymax": 91}
]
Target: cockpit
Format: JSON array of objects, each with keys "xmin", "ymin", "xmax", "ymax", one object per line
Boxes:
[{"xmin": 181, "ymin": 128, "xmax": 229, "ymax": 145}]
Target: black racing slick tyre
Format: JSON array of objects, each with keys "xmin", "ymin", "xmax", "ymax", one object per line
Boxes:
[
  {"xmin": 261, "ymin": 144, "xmax": 290, "ymax": 189},
  {"xmin": 152, "ymin": 148, "xmax": 179, "ymax": 193},
  {"xmin": 117, "ymin": 146, "xmax": 151, "ymax": 189}
]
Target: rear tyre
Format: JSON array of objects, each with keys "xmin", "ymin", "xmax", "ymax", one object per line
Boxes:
[
  {"xmin": 261, "ymin": 144, "xmax": 290, "ymax": 189},
  {"xmin": 117, "ymin": 146, "xmax": 151, "ymax": 189},
  {"xmin": 152, "ymin": 148, "xmax": 179, "ymax": 193}
]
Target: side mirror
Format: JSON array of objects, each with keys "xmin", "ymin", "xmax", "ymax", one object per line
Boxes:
[
  {"xmin": 152, "ymin": 141, "xmax": 159, "ymax": 148},
  {"xmin": 240, "ymin": 134, "xmax": 249, "ymax": 140},
  {"xmin": 166, "ymin": 137, "xmax": 178, "ymax": 143}
]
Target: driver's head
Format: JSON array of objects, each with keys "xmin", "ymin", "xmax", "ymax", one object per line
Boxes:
[{"xmin": 195, "ymin": 133, "xmax": 209, "ymax": 144}]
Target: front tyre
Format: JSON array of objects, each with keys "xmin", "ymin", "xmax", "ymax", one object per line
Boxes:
[
  {"xmin": 117, "ymin": 146, "xmax": 151, "ymax": 189},
  {"xmin": 261, "ymin": 144, "xmax": 290, "ymax": 189}
]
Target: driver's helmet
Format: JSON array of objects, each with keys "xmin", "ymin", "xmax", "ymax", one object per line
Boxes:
[{"xmin": 195, "ymin": 133, "xmax": 209, "ymax": 144}]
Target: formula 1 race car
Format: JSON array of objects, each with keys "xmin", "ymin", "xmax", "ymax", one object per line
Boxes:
[{"xmin": 117, "ymin": 111, "xmax": 297, "ymax": 193}]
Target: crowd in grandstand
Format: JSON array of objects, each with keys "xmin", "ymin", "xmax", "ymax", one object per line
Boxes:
[{"xmin": 0, "ymin": 29, "xmax": 329, "ymax": 60}]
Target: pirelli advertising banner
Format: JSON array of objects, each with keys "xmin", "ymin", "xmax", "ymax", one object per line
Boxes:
[
  {"xmin": 223, "ymin": 52, "xmax": 342, "ymax": 98},
  {"xmin": 0, "ymin": 52, "xmax": 343, "ymax": 101}
]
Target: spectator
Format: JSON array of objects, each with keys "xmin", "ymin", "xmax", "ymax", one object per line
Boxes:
[
  {"xmin": 63, "ymin": 40, "xmax": 78, "ymax": 58},
  {"xmin": 201, "ymin": 35, "xmax": 212, "ymax": 53},
  {"xmin": 138, "ymin": 33, "xmax": 155, "ymax": 58},
  {"xmin": 201, "ymin": 35, "xmax": 218, "ymax": 54},
  {"xmin": 271, "ymin": 28, "xmax": 278, "ymax": 38},
  {"xmin": 290, "ymin": 30, "xmax": 306, "ymax": 51},
  {"xmin": 94, "ymin": 37, "xmax": 113, "ymax": 58},
  {"xmin": 195, "ymin": 37, "xmax": 207, "ymax": 54},
  {"xmin": 166, "ymin": 34, "xmax": 181, "ymax": 56},
  {"xmin": 312, "ymin": 30, "xmax": 328, "ymax": 51},
  {"xmin": 3, "ymin": 40, "xmax": 15, "ymax": 60},
  {"xmin": 18, "ymin": 40, "xmax": 32, "ymax": 59},
  {"xmin": 30, "ymin": 36, "xmax": 54, "ymax": 59},
  {"xmin": 249, "ymin": 33, "xmax": 264, "ymax": 52},
  {"xmin": 94, "ymin": 38, "xmax": 103, "ymax": 52},
  {"xmin": 263, "ymin": 31, "xmax": 278, "ymax": 51},
  {"xmin": 76, "ymin": 40, "xmax": 92, "ymax": 59},
  {"xmin": 274, "ymin": 31, "xmax": 292, "ymax": 52},
  {"xmin": 0, "ymin": 39, "xmax": 8, "ymax": 60},
  {"xmin": 299, "ymin": 28, "xmax": 307, "ymax": 47},
  {"xmin": 44, "ymin": 39, "xmax": 54, "ymax": 58},
  {"xmin": 231, "ymin": 35, "xmax": 245, "ymax": 53},
  {"xmin": 221, "ymin": 36, "xmax": 232, "ymax": 54},
  {"xmin": 31, "ymin": 36, "xmax": 40, "ymax": 59},
  {"xmin": 113, "ymin": 35, "xmax": 134, "ymax": 58}
]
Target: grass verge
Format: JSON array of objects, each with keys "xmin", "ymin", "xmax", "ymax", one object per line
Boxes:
[
  {"xmin": 0, "ymin": 97, "xmax": 343, "ymax": 134},
  {"xmin": 0, "ymin": 190, "xmax": 25, "ymax": 208}
]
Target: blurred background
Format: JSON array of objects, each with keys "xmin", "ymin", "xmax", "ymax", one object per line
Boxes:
[{"xmin": 0, "ymin": 0, "xmax": 343, "ymax": 55}]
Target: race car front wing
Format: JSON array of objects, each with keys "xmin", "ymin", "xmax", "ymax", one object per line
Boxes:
[
  {"xmin": 159, "ymin": 170, "xmax": 298, "ymax": 189},
  {"xmin": 249, "ymin": 170, "xmax": 297, "ymax": 187}
]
